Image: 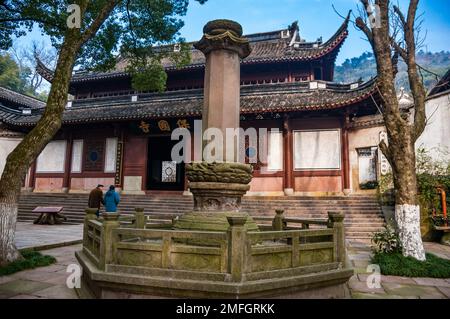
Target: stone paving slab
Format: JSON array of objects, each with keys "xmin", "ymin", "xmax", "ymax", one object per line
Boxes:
[
  {"xmin": 351, "ymin": 292, "xmax": 418, "ymax": 299},
  {"xmin": 412, "ymin": 277, "xmax": 450, "ymax": 288},
  {"xmin": 382, "ymin": 282, "xmax": 446, "ymax": 299},
  {"xmin": 437, "ymin": 287, "xmax": 450, "ymax": 298},
  {"xmin": 0, "ymin": 244, "xmax": 81, "ymax": 299},
  {"xmin": 33, "ymin": 284, "xmax": 78, "ymax": 299},
  {"xmin": 347, "ymin": 239, "xmax": 450, "ymax": 299},
  {"xmin": 15, "ymin": 222, "xmax": 82, "ymax": 250},
  {"xmin": 0, "ymin": 279, "xmax": 53, "ymax": 298},
  {"xmin": 357, "ymin": 274, "xmax": 416, "ymax": 285}
]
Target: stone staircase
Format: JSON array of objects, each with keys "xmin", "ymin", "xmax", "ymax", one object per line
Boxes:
[{"xmin": 17, "ymin": 193, "xmax": 385, "ymax": 241}]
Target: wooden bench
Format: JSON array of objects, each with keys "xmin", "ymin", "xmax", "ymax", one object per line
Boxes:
[{"xmin": 33, "ymin": 206, "xmax": 67, "ymax": 225}]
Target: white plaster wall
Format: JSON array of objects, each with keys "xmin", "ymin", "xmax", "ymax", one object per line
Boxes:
[
  {"xmin": 71, "ymin": 140, "xmax": 83, "ymax": 173},
  {"xmin": 0, "ymin": 137, "xmax": 21, "ymax": 176},
  {"xmin": 293, "ymin": 129, "xmax": 341, "ymax": 170},
  {"xmin": 105, "ymin": 138, "xmax": 118, "ymax": 173},
  {"xmin": 267, "ymin": 131, "xmax": 283, "ymax": 171},
  {"xmin": 36, "ymin": 140, "xmax": 67, "ymax": 173},
  {"xmin": 348, "ymin": 126, "xmax": 385, "ymax": 192},
  {"xmin": 416, "ymin": 93, "xmax": 450, "ymax": 161}
]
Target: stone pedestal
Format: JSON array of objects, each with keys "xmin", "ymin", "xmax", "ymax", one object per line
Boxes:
[{"xmin": 174, "ymin": 162, "xmax": 258, "ymax": 232}]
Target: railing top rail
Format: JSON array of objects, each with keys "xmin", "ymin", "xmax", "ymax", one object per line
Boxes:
[
  {"xmin": 88, "ymin": 219, "xmax": 103, "ymax": 228},
  {"xmin": 252, "ymin": 215, "xmax": 329, "ymax": 226},
  {"xmin": 248, "ymin": 228, "xmax": 334, "ymax": 240},
  {"xmin": 283, "ymin": 218, "xmax": 328, "ymax": 225},
  {"xmin": 114, "ymin": 227, "xmax": 228, "ymax": 240}
]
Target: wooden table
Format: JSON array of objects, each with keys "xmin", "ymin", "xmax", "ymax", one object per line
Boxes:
[{"xmin": 33, "ymin": 206, "xmax": 67, "ymax": 225}]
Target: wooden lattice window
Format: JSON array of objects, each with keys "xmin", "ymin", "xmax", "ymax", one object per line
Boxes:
[{"xmin": 83, "ymin": 139, "xmax": 105, "ymax": 172}]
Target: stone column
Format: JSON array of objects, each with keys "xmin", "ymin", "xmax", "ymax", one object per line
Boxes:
[
  {"xmin": 99, "ymin": 212, "xmax": 120, "ymax": 270},
  {"xmin": 195, "ymin": 19, "xmax": 251, "ymax": 162},
  {"xmin": 227, "ymin": 216, "xmax": 247, "ymax": 282},
  {"xmin": 83, "ymin": 208, "xmax": 98, "ymax": 248},
  {"xmin": 283, "ymin": 115, "xmax": 294, "ymax": 196},
  {"xmin": 174, "ymin": 20, "xmax": 258, "ymax": 233},
  {"xmin": 272, "ymin": 209, "xmax": 285, "ymax": 231},
  {"xmin": 134, "ymin": 208, "xmax": 145, "ymax": 229},
  {"xmin": 328, "ymin": 211, "xmax": 346, "ymax": 266},
  {"xmin": 62, "ymin": 135, "xmax": 73, "ymax": 193},
  {"xmin": 342, "ymin": 113, "xmax": 351, "ymax": 195}
]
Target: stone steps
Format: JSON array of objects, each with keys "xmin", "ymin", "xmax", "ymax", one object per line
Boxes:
[{"xmin": 17, "ymin": 193, "xmax": 386, "ymax": 239}]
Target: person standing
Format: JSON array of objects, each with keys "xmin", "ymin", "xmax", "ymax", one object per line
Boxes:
[
  {"xmin": 88, "ymin": 184, "xmax": 104, "ymax": 217},
  {"xmin": 104, "ymin": 185, "xmax": 120, "ymax": 213}
]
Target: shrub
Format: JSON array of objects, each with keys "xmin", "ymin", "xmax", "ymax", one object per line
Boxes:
[
  {"xmin": 371, "ymin": 252, "xmax": 450, "ymax": 278},
  {"xmin": 0, "ymin": 250, "xmax": 57, "ymax": 276},
  {"xmin": 371, "ymin": 224, "xmax": 402, "ymax": 254},
  {"xmin": 359, "ymin": 181, "xmax": 379, "ymax": 190}
]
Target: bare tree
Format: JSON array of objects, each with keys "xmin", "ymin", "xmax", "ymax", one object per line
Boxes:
[
  {"xmin": 355, "ymin": 0, "xmax": 427, "ymax": 260},
  {"xmin": 10, "ymin": 41, "xmax": 56, "ymax": 95}
]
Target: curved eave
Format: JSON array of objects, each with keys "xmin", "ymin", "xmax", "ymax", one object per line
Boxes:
[
  {"xmin": 0, "ymin": 78, "xmax": 378, "ymax": 127},
  {"xmin": 0, "ymin": 87, "xmax": 46, "ymax": 109},
  {"xmin": 36, "ymin": 58, "xmax": 54, "ymax": 83},
  {"xmin": 428, "ymin": 68, "xmax": 450, "ymax": 97},
  {"xmin": 39, "ymin": 15, "xmax": 351, "ymax": 84}
]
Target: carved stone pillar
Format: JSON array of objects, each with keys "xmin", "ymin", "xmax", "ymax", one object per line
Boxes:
[{"xmin": 174, "ymin": 20, "xmax": 258, "ymax": 232}]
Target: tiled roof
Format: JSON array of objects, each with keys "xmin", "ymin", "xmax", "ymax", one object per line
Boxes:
[
  {"xmin": 428, "ymin": 68, "xmax": 450, "ymax": 98},
  {"xmin": 38, "ymin": 15, "xmax": 350, "ymax": 84},
  {"xmin": 0, "ymin": 86, "xmax": 46, "ymax": 109},
  {"xmin": 0, "ymin": 78, "xmax": 378, "ymax": 127}
]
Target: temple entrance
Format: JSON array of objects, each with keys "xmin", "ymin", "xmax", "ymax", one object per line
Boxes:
[{"xmin": 147, "ymin": 135, "xmax": 185, "ymax": 191}]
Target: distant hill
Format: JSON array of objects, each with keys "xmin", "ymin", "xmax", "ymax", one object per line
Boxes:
[{"xmin": 334, "ymin": 50, "xmax": 450, "ymax": 92}]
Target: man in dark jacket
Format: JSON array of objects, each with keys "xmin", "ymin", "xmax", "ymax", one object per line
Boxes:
[{"xmin": 88, "ymin": 184, "xmax": 104, "ymax": 217}]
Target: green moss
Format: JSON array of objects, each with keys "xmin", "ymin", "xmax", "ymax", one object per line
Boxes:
[
  {"xmin": 371, "ymin": 252, "xmax": 450, "ymax": 278},
  {"xmin": 0, "ymin": 250, "xmax": 56, "ymax": 276}
]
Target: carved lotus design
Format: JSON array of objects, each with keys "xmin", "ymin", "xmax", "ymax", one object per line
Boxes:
[{"xmin": 186, "ymin": 162, "xmax": 253, "ymax": 184}]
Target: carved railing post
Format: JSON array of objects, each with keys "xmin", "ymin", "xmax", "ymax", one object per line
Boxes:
[
  {"xmin": 99, "ymin": 212, "xmax": 120, "ymax": 270},
  {"xmin": 83, "ymin": 208, "xmax": 98, "ymax": 247},
  {"xmin": 227, "ymin": 216, "xmax": 247, "ymax": 282},
  {"xmin": 272, "ymin": 209, "xmax": 285, "ymax": 231},
  {"xmin": 328, "ymin": 211, "xmax": 346, "ymax": 266},
  {"xmin": 134, "ymin": 208, "xmax": 145, "ymax": 229}
]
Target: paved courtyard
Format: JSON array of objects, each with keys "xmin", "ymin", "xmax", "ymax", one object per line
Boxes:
[
  {"xmin": 0, "ymin": 223, "xmax": 448, "ymax": 299},
  {"xmin": 0, "ymin": 244, "xmax": 80, "ymax": 299},
  {"xmin": 15, "ymin": 222, "xmax": 82, "ymax": 250}
]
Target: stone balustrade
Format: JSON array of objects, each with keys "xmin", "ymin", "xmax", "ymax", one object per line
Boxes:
[{"xmin": 78, "ymin": 208, "xmax": 351, "ymax": 298}]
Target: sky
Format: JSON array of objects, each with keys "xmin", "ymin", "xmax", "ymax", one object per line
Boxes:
[{"xmin": 14, "ymin": 0, "xmax": 450, "ymax": 65}]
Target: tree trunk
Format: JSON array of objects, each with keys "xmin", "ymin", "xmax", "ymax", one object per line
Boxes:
[
  {"xmin": 0, "ymin": 203, "xmax": 21, "ymax": 266},
  {"xmin": 390, "ymin": 132, "xmax": 426, "ymax": 261},
  {"xmin": 0, "ymin": 31, "xmax": 81, "ymax": 265}
]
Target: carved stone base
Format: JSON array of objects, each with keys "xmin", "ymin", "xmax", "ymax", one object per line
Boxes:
[
  {"xmin": 174, "ymin": 162, "xmax": 259, "ymax": 232},
  {"xmin": 190, "ymin": 182, "xmax": 249, "ymax": 211}
]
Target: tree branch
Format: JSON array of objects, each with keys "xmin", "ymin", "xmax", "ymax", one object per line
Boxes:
[
  {"xmin": 401, "ymin": 0, "xmax": 427, "ymax": 141},
  {"xmin": 79, "ymin": 1, "xmax": 120, "ymax": 45}
]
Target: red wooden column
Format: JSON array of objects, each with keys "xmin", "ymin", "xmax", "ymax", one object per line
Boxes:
[
  {"xmin": 27, "ymin": 160, "xmax": 37, "ymax": 191},
  {"xmin": 342, "ymin": 113, "xmax": 351, "ymax": 195},
  {"xmin": 283, "ymin": 115, "xmax": 294, "ymax": 196},
  {"xmin": 62, "ymin": 135, "xmax": 73, "ymax": 193}
]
